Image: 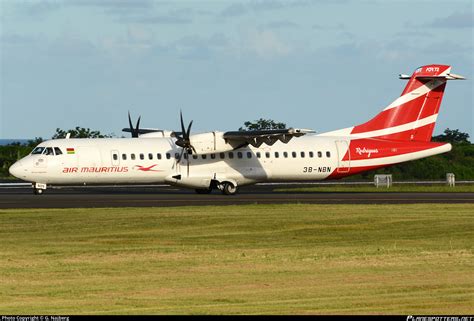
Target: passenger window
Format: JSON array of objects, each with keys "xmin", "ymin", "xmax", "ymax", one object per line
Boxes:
[
  {"xmin": 193, "ymin": 154, "xmax": 198, "ymax": 160},
  {"xmin": 166, "ymin": 153, "xmax": 171, "ymax": 160},
  {"xmin": 131, "ymin": 154, "xmax": 136, "ymax": 160},
  {"xmin": 113, "ymin": 154, "xmax": 118, "ymax": 161},
  {"xmin": 175, "ymin": 153, "xmax": 179, "ymax": 159},
  {"xmin": 326, "ymin": 151, "xmax": 331, "ymax": 158},
  {"xmin": 157, "ymin": 153, "xmax": 162, "ymax": 160},
  {"xmin": 54, "ymin": 147, "xmax": 63, "ymax": 155},
  {"xmin": 283, "ymin": 152, "xmax": 288, "ymax": 158},
  {"xmin": 202, "ymin": 154, "xmax": 207, "ymax": 159},
  {"xmin": 309, "ymin": 151, "xmax": 314, "ymax": 158},
  {"xmin": 318, "ymin": 151, "xmax": 322, "ymax": 158},
  {"xmin": 122, "ymin": 154, "xmax": 127, "ymax": 160},
  {"xmin": 265, "ymin": 152, "xmax": 270, "ymax": 158},
  {"xmin": 256, "ymin": 152, "xmax": 261, "ymax": 158},
  {"xmin": 301, "ymin": 151, "xmax": 305, "ymax": 158},
  {"xmin": 211, "ymin": 154, "xmax": 216, "ymax": 159},
  {"xmin": 247, "ymin": 152, "xmax": 252, "ymax": 158},
  {"xmin": 140, "ymin": 153, "xmax": 144, "ymax": 160},
  {"xmin": 220, "ymin": 153, "xmax": 225, "ymax": 159},
  {"xmin": 292, "ymin": 152, "xmax": 297, "ymax": 158},
  {"xmin": 237, "ymin": 152, "xmax": 243, "ymax": 159},
  {"xmin": 148, "ymin": 153, "xmax": 153, "ymax": 160},
  {"xmin": 275, "ymin": 152, "xmax": 279, "ymax": 158},
  {"xmin": 228, "ymin": 152, "xmax": 234, "ymax": 159}
]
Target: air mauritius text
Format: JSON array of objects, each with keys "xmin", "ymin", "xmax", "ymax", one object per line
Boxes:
[{"xmin": 62, "ymin": 166, "xmax": 128, "ymax": 173}]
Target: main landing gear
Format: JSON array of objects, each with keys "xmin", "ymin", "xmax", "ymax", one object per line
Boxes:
[
  {"xmin": 194, "ymin": 181, "xmax": 239, "ymax": 196},
  {"xmin": 221, "ymin": 182, "xmax": 238, "ymax": 195}
]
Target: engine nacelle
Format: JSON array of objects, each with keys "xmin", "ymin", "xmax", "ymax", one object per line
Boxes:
[
  {"xmin": 188, "ymin": 131, "xmax": 238, "ymax": 154},
  {"xmin": 139, "ymin": 130, "xmax": 175, "ymax": 138}
]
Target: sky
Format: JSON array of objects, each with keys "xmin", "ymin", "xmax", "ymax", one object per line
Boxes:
[{"xmin": 0, "ymin": 0, "xmax": 473, "ymax": 139}]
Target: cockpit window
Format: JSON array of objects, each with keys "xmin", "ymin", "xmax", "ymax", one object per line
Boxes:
[
  {"xmin": 43, "ymin": 147, "xmax": 54, "ymax": 155},
  {"xmin": 54, "ymin": 147, "xmax": 63, "ymax": 155},
  {"xmin": 31, "ymin": 147, "xmax": 45, "ymax": 155}
]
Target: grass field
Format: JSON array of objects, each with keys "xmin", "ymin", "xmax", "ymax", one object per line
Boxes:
[
  {"xmin": 274, "ymin": 184, "xmax": 474, "ymax": 193},
  {"xmin": 1, "ymin": 204, "xmax": 473, "ymax": 315}
]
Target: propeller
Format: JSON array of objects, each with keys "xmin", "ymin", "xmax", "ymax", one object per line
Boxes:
[
  {"xmin": 128, "ymin": 111, "xmax": 141, "ymax": 138},
  {"xmin": 175, "ymin": 111, "xmax": 196, "ymax": 154},
  {"xmin": 173, "ymin": 111, "xmax": 196, "ymax": 176}
]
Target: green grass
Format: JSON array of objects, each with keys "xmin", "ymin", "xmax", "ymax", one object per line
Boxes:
[
  {"xmin": 0, "ymin": 204, "xmax": 473, "ymax": 314},
  {"xmin": 274, "ymin": 184, "xmax": 474, "ymax": 193}
]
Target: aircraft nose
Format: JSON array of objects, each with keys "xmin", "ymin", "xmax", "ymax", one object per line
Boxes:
[{"xmin": 9, "ymin": 160, "xmax": 24, "ymax": 178}]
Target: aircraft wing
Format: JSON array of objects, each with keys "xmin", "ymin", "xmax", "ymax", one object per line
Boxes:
[
  {"xmin": 223, "ymin": 128, "xmax": 315, "ymax": 148},
  {"xmin": 122, "ymin": 128, "xmax": 182, "ymax": 137},
  {"xmin": 122, "ymin": 128, "xmax": 164, "ymax": 135}
]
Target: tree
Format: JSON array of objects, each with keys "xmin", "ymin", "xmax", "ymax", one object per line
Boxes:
[
  {"xmin": 52, "ymin": 127, "xmax": 112, "ymax": 139},
  {"xmin": 432, "ymin": 128, "xmax": 470, "ymax": 144},
  {"xmin": 239, "ymin": 118, "xmax": 286, "ymax": 131}
]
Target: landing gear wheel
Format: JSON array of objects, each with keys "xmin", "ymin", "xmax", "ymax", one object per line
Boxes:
[
  {"xmin": 34, "ymin": 188, "xmax": 44, "ymax": 195},
  {"xmin": 195, "ymin": 188, "xmax": 212, "ymax": 194},
  {"xmin": 222, "ymin": 182, "xmax": 238, "ymax": 195}
]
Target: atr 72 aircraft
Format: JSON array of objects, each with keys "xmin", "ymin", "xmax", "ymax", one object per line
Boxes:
[{"xmin": 9, "ymin": 64, "xmax": 465, "ymax": 195}]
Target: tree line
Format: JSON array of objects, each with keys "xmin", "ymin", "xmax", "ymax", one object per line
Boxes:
[{"xmin": 1, "ymin": 123, "xmax": 472, "ymax": 180}]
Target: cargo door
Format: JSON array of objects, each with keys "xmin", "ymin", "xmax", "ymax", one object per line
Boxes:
[{"xmin": 335, "ymin": 140, "xmax": 350, "ymax": 173}]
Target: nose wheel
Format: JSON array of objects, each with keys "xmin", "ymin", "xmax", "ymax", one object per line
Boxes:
[
  {"xmin": 33, "ymin": 183, "xmax": 47, "ymax": 195},
  {"xmin": 34, "ymin": 188, "xmax": 44, "ymax": 195}
]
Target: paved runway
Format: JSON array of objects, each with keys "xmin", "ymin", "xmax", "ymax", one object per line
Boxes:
[{"xmin": 1, "ymin": 184, "xmax": 473, "ymax": 208}]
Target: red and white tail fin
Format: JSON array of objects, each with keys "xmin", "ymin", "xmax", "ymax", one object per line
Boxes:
[{"xmin": 320, "ymin": 64, "xmax": 465, "ymax": 141}]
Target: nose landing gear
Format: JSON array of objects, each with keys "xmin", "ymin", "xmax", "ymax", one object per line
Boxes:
[{"xmin": 33, "ymin": 182, "xmax": 47, "ymax": 195}]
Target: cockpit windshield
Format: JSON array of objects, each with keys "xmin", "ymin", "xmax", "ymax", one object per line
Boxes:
[
  {"xmin": 31, "ymin": 146, "xmax": 64, "ymax": 156},
  {"xmin": 44, "ymin": 147, "xmax": 54, "ymax": 155},
  {"xmin": 31, "ymin": 147, "xmax": 45, "ymax": 155}
]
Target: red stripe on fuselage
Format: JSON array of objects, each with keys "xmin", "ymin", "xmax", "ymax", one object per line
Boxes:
[
  {"xmin": 326, "ymin": 164, "xmax": 388, "ymax": 180},
  {"xmin": 342, "ymin": 138, "xmax": 446, "ymax": 161}
]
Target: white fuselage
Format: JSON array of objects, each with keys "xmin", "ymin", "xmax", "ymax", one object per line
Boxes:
[
  {"xmin": 10, "ymin": 136, "xmax": 337, "ymax": 186},
  {"xmin": 9, "ymin": 134, "xmax": 450, "ymax": 190}
]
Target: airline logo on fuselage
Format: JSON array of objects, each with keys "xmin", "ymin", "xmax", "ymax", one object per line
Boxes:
[{"xmin": 134, "ymin": 164, "xmax": 163, "ymax": 172}]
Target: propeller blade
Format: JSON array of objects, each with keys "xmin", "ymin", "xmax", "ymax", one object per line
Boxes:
[
  {"xmin": 136, "ymin": 116, "xmax": 141, "ymax": 133},
  {"xmin": 175, "ymin": 110, "xmax": 196, "ymax": 174},
  {"xmin": 127, "ymin": 111, "xmax": 140, "ymax": 138},
  {"xmin": 187, "ymin": 155, "xmax": 190, "ymax": 177},
  {"xmin": 180, "ymin": 111, "xmax": 186, "ymax": 137},
  {"xmin": 186, "ymin": 120, "xmax": 193, "ymax": 139},
  {"xmin": 177, "ymin": 148, "xmax": 185, "ymax": 163}
]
